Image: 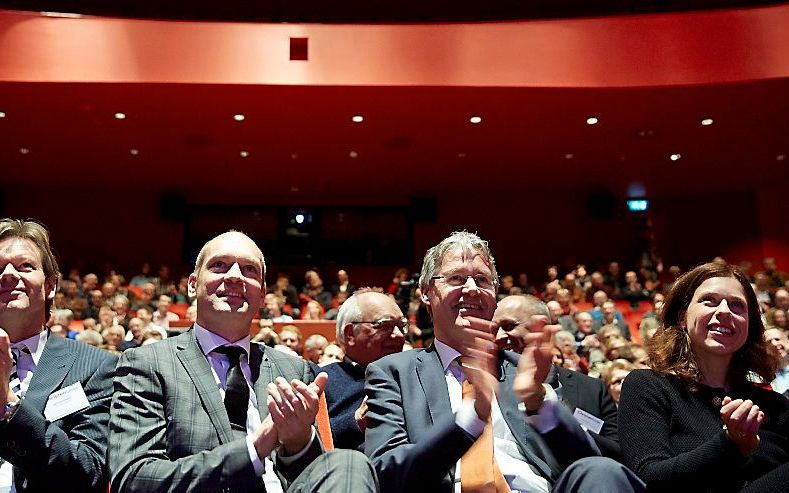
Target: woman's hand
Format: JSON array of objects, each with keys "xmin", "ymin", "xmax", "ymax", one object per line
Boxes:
[{"xmin": 720, "ymin": 396, "xmax": 764, "ymax": 456}]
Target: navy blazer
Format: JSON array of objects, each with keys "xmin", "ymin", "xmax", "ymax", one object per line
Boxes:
[
  {"xmin": 0, "ymin": 331, "xmax": 117, "ymax": 493},
  {"xmin": 364, "ymin": 345, "xmax": 600, "ymax": 493},
  {"xmin": 319, "ymin": 359, "xmax": 366, "ymax": 451}
]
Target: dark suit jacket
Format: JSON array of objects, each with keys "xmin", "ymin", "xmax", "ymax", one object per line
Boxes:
[
  {"xmin": 364, "ymin": 345, "xmax": 600, "ymax": 493},
  {"xmin": 319, "ymin": 359, "xmax": 366, "ymax": 451},
  {"xmin": 0, "ymin": 331, "xmax": 117, "ymax": 493},
  {"xmin": 109, "ymin": 328, "xmax": 322, "ymax": 493},
  {"xmin": 543, "ymin": 363, "xmax": 620, "ymax": 460}
]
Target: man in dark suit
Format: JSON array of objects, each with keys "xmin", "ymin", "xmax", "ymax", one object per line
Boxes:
[
  {"xmin": 365, "ymin": 231, "xmax": 643, "ymax": 493},
  {"xmin": 0, "ymin": 218, "xmax": 117, "ymax": 492},
  {"xmin": 494, "ymin": 295, "xmax": 621, "ymax": 460},
  {"xmin": 320, "ymin": 289, "xmax": 406, "ymax": 450},
  {"xmin": 109, "ymin": 231, "xmax": 375, "ymax": 493}
]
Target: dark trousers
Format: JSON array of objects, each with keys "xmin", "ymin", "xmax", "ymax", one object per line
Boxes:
[{"xmin": 554, "ymin": 457, "xmax": 646, "ymax": 493}]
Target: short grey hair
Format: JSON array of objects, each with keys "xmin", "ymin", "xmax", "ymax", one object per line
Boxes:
[
  {"xmin": 335, "ymin": 287, "xmax": 375, "ymax": 346},
  {"xmin": 519, "ymin": 295, "xmax": 551, "ymax": 320},
  {"xmin": 419, "ymin": 231, "xmax": 499, "ymax": 294}
]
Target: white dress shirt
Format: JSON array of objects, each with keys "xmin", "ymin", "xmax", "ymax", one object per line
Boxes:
[
  {"xmin": 193, "ymin": 324, "xmax": 315, "ymax": 493},
  {"xmin": 0, "ymin": 330, "xmax": 49, "ymax": 493},
  {"xmin": 433, "ymin": 339, "xmax": 554, "ymax": 493}
]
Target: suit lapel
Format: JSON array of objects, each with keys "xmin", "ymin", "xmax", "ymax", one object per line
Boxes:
[
  {"xmin": 556, "ymin": 367, "xmax": 578, "ymax": 412},
  {"xmin": 249, "ymin": 343, "xmax": 273, "ymax": 420},
  {"xmin": 498, "ymin": 357, "xmax": 558, "ymax": 480},
  {"xmin": 415, "ymin": 346, "xmax": 452, "ymax": 426},
  {"xmin": 25, "ymin": 332, "xmax": 73, "ymax": 414},
  {"xmin": 175, "ymin": 330, "xmax": 234, "ymax": 444}
]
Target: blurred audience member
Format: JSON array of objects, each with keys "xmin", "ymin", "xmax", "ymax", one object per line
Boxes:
[
  {"xmin": 303, "ymin": 334, "xmax": 329, "ymax": 364},
  {"xmin": 264, "ymin": 293, "xmax": 294, "ymax": 322},
  {"xmin": 765, "ymin": 327, "xmax": 789, "ymax": 394},
  {"xmin": 152, "ymin": 294, "xmax": 179, "ymax": 328},
  {"xmin": 600, "ymin": 359, "xmax": 635, "ymax": 406},
  {"xmin": 301, "ymin": 269, "xmax": 333, "ymax": 311},
  {"xmin": 279, "ymin": 324, "xmax": 303, "ymax": 354},
  {"xmin": 331, "ymin": 269, "xmax": 356, "ymax": 296},
  {"xmin": 319, "ymin": 343, "xmax": 345, "ymax": 366}
]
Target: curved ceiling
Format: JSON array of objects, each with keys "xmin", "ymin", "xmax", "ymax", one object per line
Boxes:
[{"xmin": 1, "ymin": 6, "xmax": 788, "ymax": 202}]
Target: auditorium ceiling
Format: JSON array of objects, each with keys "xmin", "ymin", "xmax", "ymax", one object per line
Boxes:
[{"xmin": 1, "ymin": 5, "xmax": 788, "ymax": 202}]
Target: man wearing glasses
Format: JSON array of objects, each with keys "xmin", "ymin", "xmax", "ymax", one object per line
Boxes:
[
  {"xmin": 364, "ymin": 231, "xmax": 644, "ymax": 493},
  {"xmin": 319, "ymin": 288, "xmax": 406, "ymax": 450}
]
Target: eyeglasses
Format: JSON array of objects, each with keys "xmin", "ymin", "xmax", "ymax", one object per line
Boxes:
[
  {"xmin": 431, "ymin": 274, "xmax": 496, "ymax": 292},
  {"xmin": 352, "ymin": 317, "xmax": 409, "ymax": 333}
]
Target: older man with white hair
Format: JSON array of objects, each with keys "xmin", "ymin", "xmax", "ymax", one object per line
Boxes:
[{"xmin": 318, "ymin": 288, "xmax": 406, "ymax": 450}]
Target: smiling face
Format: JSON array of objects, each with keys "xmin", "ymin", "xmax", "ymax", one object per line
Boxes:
[
  {"xmin": 0, "ymin": 237, "xmax": 57, "ymax": 340},
  {"xmin": 344, "ymin": 292, "xmax": 405, "ymax": 367},
  {"xmin": 188, "ymin": 232, "xmax": 265, "ymax": 340},
  {"xmin": 493, "ymin": 295, "xmax": 546, "ymax": 353},
  {"xmin": 684, "ymin": 276, "xmax": 749, "ymax": 367},
  {"xmin": 425, "ymin": 247, "xmax": 497, "ymax": 351}
]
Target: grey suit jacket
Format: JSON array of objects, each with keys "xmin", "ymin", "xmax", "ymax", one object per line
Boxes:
[
  {"xmin": 364, "ymin": 345, "xmax": 600, "ymax": 493},
  {"xmin": 0, "ymin": 331, "xmax": 117, "ymax": 493},
  {"xmin": 109, "ymin": 328, "xmax": 322, "ymax": 493}
]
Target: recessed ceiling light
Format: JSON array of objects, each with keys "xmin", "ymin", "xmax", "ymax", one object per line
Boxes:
[
  {"xmin": 0, "ymin": 111, "xmax": 6, "ymax": 118},
  {"xmin": 240, "ymin": 150, "xmax": 249, "ymax": 158},
  {"xmin": 130, "ymin": 149, "xmax": 139, "ymax": 156},
  {"xmin": 233, "ymin": 114, "xmax": 245, "ymax": 122},
  {"xmin": 701, "ymin": 118, "xmax": 714, "ymax": 126},
  {"xmin": 586, "ymin": 116, "xmax": 599, "ymax": 125},
  {"xmin": 352, "ymin": 115, "xmax": 364, "ymax": 123},
  {"xmin": 349, "ymin": 150, "xmax": 359, "ymax": 158},
  {"xmin": 670, "ymin": 153, "xmax": 681, "ymax": 161},
  {"xmin": 469, "ymin": 116, "xmax": 482, "ymax": 124},
  {"xmin": 565, "ymin": 153, "xmax": 574, "ymax": 160},
  {"xmin": 114, "ymin": 112, "xmax": 126, "ymax": 120},
  {"xmin": 777, "ymin": 154, "xmax": 786, "ymax": 161},
  {"xmin": 458, "ymin": 152, "xmax": 466, "ymax": 158},
  {"xmin": 291, "ymin": 153, "xmax": 298, "ymax": 160},
  {"xmin": 19, "ymin": 148, "xmax": 29, "ymax": 154}
]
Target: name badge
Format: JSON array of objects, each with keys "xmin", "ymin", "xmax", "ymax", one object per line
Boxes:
[
  {"xmin": 572, "ymin": 408, "xmax": 604, "ymax": 435},
  {"xmin": 44, "ymin": 382, "xmax": 90, "ymax": 422}
]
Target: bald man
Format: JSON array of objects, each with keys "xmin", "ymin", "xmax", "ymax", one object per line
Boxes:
[{"xmin": 494, "ymin": 295, "xmax": 622, "ymax": 461}]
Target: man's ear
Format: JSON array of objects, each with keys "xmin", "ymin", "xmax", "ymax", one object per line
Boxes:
[
  {"xmin": 343, "ymin": 324, "xmax": 356, "ymax": 346},
  {"xmin": 187, "ymin": 273, "xmax": 198, "ymax": 298},
  {"xmin": 45, "ymin": 277, "xmax": 58, "ymax": 301},
  {"xmin": 420, "ymin": 288, "xmax": 430, "ymax": 306}
]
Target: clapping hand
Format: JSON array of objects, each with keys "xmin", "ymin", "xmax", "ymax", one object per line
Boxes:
[
  {"xmin": 266, "ymin": 372, "xmax": 328, "ymax": 455},
  {"xmin": 456, "ymin": 313, "xmax": 498, "ymax": 421},
  {"xmin": 720, "ymin": 396, "xmax": 763, "ymax": 456},
  {"xmin": 513, "ymin": 316, "xmax": 560, "ymax": 412}
]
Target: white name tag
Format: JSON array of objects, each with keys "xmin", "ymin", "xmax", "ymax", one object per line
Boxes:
[
  {"xmin": 572, "ymin": 408, "xmax": 605, "ymax": 435},
  {"xmin": 44, "ymin": 382, "xmax": 90, "ymax": 422}
]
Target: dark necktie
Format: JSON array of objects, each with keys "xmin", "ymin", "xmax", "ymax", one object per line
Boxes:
[{"xmin": 214, "ymin": 346, "xmax": 249, "ymax": 437}]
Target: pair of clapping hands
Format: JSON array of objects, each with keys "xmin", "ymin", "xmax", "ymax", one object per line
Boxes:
[
  {"xmin": 455, "ymin": 312, "xmax": 560, "ymax": 421},
  {"xmin": 252, "ymin": 371, "xmax": 329, "ymax": 458}
]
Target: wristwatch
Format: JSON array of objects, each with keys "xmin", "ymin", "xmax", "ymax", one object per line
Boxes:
[{"xmin": 0, "ymin": 401, "xmax": 19, "ymax": 422}]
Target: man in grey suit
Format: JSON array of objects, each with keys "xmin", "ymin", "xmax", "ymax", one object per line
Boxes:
[
  {"xmin": 364, "ymin": 231, "xmax": 644, "ymax": 493},
  {"xmin": 0, "ymin": 218, "xmax": 117, "ymax": 492},
  {"xmin": 109, "ymin": 231, "xmax": 375, "ymax": 493}
]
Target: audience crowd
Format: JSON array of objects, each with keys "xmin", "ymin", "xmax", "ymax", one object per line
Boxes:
[{"xmin": 10, "ymin": 218, "xmax": 789, "ymax": 492}]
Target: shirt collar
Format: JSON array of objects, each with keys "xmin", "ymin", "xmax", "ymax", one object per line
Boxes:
[
  {"xmin": 11, "ymin": 330, "xmax": 47, "ymax": 366},
  {"xmin": 433, "ymin": 338, "xmax": 461, "ymax": 373},
  {"xmin": 193, "ymin": 323, "xmax": 250, "ymax": 357}
]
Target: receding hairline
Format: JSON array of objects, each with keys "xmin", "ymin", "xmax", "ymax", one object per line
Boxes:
[{"xmin": 194, "ymin": 231, "xmax": 265, "ymax": 274}]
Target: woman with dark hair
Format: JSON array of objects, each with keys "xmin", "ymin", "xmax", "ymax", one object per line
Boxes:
[{"xmin": 619, "ymin": 262, "xmax": 789, "ymax": 492}]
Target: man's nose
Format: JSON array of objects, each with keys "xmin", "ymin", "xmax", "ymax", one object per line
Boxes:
[
  {"xmin": 0, "ymin": 263, "xmax": 20, "ymax": 280},
  {"xmin": 462, "ymin": 276, "xmax": 480, "ymax": 294},
  {"xmin": 224, "ymin": 263, "xmax": 243, "ymax": 280}
]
